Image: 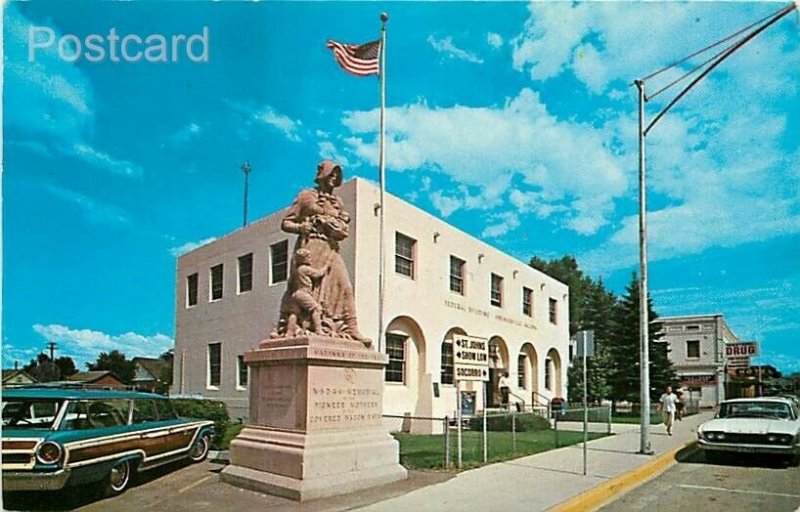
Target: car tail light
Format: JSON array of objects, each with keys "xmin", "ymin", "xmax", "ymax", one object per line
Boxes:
[{"xmin": 35, "ymin": 442, "xmax": 62, "ymax": 464}]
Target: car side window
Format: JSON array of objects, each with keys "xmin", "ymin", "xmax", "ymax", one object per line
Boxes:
[
  {"xmin": 62, "ymin": 401, "xmax": 92, "ymax": 430},
  {"xmin": 154, "ymin": 399, "xmax": 178, "ymax": 420},
  {"xmin": 133, "ymin": 400, "xmax": 159, "ymax": 423},
  {"xmin": 88, "ymin": 400, "xmax": 129, "ymax": 427}
]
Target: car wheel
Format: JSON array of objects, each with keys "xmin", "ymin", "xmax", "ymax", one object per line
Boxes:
[
  {"xmin": 104, "ymin": 459, "xmax": 133, "ymax": 497},
  {"xmin": 189, "ymin": 433, "xmax": 211, "ymax": 463}
]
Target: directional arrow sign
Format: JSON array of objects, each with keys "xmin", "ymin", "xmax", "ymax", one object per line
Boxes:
[{"xmin": 453, "ymin": 334, "xmax": 489, "ymax": 382}]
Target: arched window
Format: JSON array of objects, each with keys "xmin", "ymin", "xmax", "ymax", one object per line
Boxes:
[
  {"xmin": 441, "ymin": 341, "xmax": 454, "ymax": 385},
  {"xmin": 545, "ymin": 357, "xmax": 552, "ymax": 391}
]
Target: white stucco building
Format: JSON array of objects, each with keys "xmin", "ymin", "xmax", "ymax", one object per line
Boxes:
[
  {"xmin": 659, "ymin": 314, "xmax": 738, "ymax": 408},
  {"xmin": 173, "ymin": 178, "xmax": 570, "ymax": 421}
]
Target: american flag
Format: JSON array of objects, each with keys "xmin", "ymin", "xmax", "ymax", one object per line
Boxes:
[{"xmin": 326, "ymin": 39, "xmax": 381, "ymax": 77}]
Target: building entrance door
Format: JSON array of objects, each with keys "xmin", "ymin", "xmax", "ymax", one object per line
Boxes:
[{"xmin": 487, "ymin": 368, "xmax": 498, "ymax": 407}]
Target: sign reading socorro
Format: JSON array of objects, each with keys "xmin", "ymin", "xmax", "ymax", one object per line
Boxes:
[
  {"xmin": 725, "ymin": 342, "xmax": 759, "ymax": 358},
  {"xmin": 453, "ymin": 334, "xmax": 489, "ymax": 382}
]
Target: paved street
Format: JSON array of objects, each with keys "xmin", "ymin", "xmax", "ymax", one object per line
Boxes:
[
  {"xmin": 600, "ymin": 449, "xmax": 800, "ymax": 512},
  {"xmin": 1, "ymin": 460, "xmax": 454, "ymax": 512}
]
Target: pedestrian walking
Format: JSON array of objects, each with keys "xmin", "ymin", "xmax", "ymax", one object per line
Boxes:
[
  {"xmin": 675, "ymin": 389, "xmax": 685, "ymax": 421},
  {"xmin": 498, "ymin": 372, "xmax": 511, "ymax": 410},
  {"xmin": 658, "ymin": 386, "xmax": 678, "ymax": 435}
]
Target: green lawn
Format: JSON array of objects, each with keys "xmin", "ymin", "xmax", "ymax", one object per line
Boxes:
[{"xmin": 393, "ymin": 429, "xmax": 608, "ymax": 470}]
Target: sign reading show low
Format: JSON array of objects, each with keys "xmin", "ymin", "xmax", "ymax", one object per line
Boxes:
[{"xmin": 453, "ymin": 335, "xmax": 489, "ymax": 382}]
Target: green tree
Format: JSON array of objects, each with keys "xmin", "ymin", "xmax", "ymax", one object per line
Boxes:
[
  {"xmin": 87, "ymin": 350, "xmax": 136, "ymax": 384},
  {"xmin": 530, "ymin": 256, "xmax": 614, "ymax": 405},
  {"xmin": 155, "ymin": 350, "xmax": 174, "ymax": 395},
  {"xmin": 608, "ymin": 273, "xmax": 675, "ymax": 409},
  {"xmin": 54, "ymin": 356, "xmax": 78, "ymax": 378},
  {"xmin": 567, "ymin": 281, "xmax": 617, "ymax": 404},
  {"xmin": 23, "ymin": 353, "xmax": 60, "ymax": 382},
  {"xmin": 529, "ymin": 256, "xmax": 593, "ymax": 336}
]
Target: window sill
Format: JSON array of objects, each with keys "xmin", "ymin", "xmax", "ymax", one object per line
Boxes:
[{"xmin": 206, "ymin": 386, "xmax": 220, "ymax": 391}]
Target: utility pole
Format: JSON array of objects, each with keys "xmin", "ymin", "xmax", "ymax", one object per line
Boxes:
[
  {"xmin": 47, "ymin": 341, "xmax": 57, "ymax": 361},
  {"xmin": 241, "ymin": 161, "xmax": 252, "ymax": 228}
]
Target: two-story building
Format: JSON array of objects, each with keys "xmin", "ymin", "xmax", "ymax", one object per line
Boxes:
[
  {"xmin": 173, "ymin": 178, "xmax": 570, "ymax": 421},
  {"xmin": 659, "ymin": 314, "xmax": 740, "ymax": 407}
]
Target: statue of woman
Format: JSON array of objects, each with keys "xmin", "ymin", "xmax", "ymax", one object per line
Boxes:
[{"xmin": 272, "ymin": 160, "xmax": 370, "ymax": 346}]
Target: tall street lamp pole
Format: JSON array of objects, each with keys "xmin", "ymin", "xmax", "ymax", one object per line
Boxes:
[
  {"xmin": 635, "ymin": 79, "xmax": 652, "ymax": 455},
  {"xmin": 241, "ymin": 161, "xmax": 251, "ymax": 228},
  {"xmin": 633, "ymin": 2, "xmax": 796, "ymax": 456}
]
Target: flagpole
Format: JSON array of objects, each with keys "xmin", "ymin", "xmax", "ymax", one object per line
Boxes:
[{"xmin": 377, "ymin": 12, "xmax": 388, "ymax": 353}]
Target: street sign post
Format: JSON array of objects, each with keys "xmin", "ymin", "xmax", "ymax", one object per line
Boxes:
[{"xmin": 452, "ymin": 334, "xmax": 489, "ymax": 469}]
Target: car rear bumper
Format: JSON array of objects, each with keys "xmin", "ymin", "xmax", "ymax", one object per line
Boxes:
[
  {"xmin": 698, "ymin": 439, "xmax": 799, "ymax": 455},
  {"xmin": 2, "ymin": 469, "xmax": 71, "ymax": 491}
]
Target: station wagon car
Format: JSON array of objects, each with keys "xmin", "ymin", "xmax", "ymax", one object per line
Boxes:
[
  {"xmin": 697, "ymin": 397, "xmax": 800, "ymax": 464},
  {"xmin": 2, "ymin": 386, "xmax": 215, "ymax": 496}
]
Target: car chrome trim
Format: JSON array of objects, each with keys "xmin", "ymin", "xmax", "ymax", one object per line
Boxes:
[{"xmin": 2, "ymin": 469, "xmax": 72, "ymax": 491}]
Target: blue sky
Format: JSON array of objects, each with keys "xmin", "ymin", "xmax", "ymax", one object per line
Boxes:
[{"xmin": 3, "ymin": 1, "xmax": 799, "ymax": 374}]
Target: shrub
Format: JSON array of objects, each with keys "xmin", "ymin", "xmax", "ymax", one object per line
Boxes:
[
  {"xmin": 469, "ymin": 413, "xmax": 550, "ymax": 432},
  {"xmin": 172, "ymin": 398, "xmax": 231, "ymax": 449}
]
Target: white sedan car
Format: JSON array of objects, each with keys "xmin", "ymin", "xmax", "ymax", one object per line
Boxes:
[{"xmin": 697, "ymin": 397, "xmax": 800, "ymax": 465}]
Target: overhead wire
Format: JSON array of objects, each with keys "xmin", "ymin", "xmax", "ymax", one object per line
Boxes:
[
  {"xmin": 641, "ymin": 4, "xmax": 791, "ymax": 83},
  {"xmin": 644, "ymin": 2, "xmax": 797, "ymax": 135}
]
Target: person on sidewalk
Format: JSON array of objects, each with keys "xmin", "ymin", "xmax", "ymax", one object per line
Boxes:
[
  {"xmin": 675, "ymin": 389, "xmax": 685, "ymax": 421},
  {"xmin": 499, "ymin": 372, "xmax": 511, "ymax": 410},
  {"xmin": 658, "ymin": 386, "xmax": 679, "ymax": 435}
]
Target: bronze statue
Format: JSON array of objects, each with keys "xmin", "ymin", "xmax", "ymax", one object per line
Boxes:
[{"xmin": 271, "ymin": 160, "xmax": 371, "ymax": 346}]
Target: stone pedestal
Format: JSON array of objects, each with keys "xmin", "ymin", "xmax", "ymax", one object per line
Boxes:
[{"xmin": 221, "ymin": 336, "xmax": 407, "ymax": 501}]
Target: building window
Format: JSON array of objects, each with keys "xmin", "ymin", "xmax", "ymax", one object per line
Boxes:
[
  {"xmin": 441, "ymin": 341, "xmax": 454, "ymax": 385},
  {"xmin": 210, "ymin": 264, "xmax": 224, "ymax": 301},
  {"xmin": 686, "ymin": 325, "xmax": 701, "ymax": 332},
  {"xmin": 517, "ymin": 355, "xmax": 526, "ymax": 388},
  {"xmin": 270, "ymin": 240, "xmax": 289, "ymax": 284},
  {"xmin": 395, "ymin": 233, "xmax": 416, "ymax": 278},
  {"xmin": 549, "ymin": 298, "xmax": 558, "ymax": 324},
  {"xmin": 385, "ymin": 333, "xmax": 406, "ymax": 383},
  {"xmin": 686, "ymin": 340, "xmax": 701, "ymax": 359},
  {"xmin": 545, "ymin": 358, "xmax": 552, "ymax": 391},
  {"xmin": 237, "ymin": 355, "xmax": 248, "ymax": 389},
  {"xmin": 207, "ymin": 343, "xmax": 221, "ymax": 388},
  {"xmin": 522, "ymin": 287, "xmax": 533, "ymax": 317},
  {"xmin": 490, "ymin": 274, "xmax": 503, "ymax": 307},
  {"xmin": 449, "ymin": 256, "xmax": 465, "ymax": 295},
  {"xmin": 186, "ymin": 273, "xmax": 198, "ymax": 307},
  {"xmin": 238, "ymin": 253, "xmax": 253, "ymax": 293}
]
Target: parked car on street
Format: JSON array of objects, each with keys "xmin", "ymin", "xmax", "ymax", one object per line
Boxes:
[
  {"xmin": 697, "ymin": 396, "xmax": 800, "ymax": 465},
  {"xmin": 2, "ymin": 385, "xmax": 215, "ymax": 496}
]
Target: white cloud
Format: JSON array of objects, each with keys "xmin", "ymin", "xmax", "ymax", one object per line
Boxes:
[
  {"xmin": 318, "ymin": 140, "xmax": 353, "ymax": 168},
  {"xmin": 487, "ymin": 32, "xmax": 504, "ymax": 49},
  {"xmin": 169, "ymin": 238, "xmax": 217, "ymax": 257},
  {"xmin": 32, "ymin": 324, "xmax": 174, "ymax": 368},
  {"xmin": 44, "ymin": 184, "xmax": 131, "ymax": 226},
  {"xmin": 254, "ymin": 106, "xmax": 302, "ymax": 142},
  {"xmin": 341, "ymin": 88, "xmax": 628, "ymax": 235},
  {"xmin": 5, "ymin": 5, "xmax": 144, "ymax": 180},
  {"xmin": 506, "ymin": 2, "xmax": 800, "ymax": 271},
  {"xmin": 482, "ymin": 211, "xmax": 521, "ymax": 238},
  {"xmin": 169, "ymin": 122, "xmax": 203, "ymax": 145},
  {"xmin": 227, "ymin": 100, "xmax": 303, "ymax": 142},
  {"xmin": 71, "ymin": 143, "xmax": 144, "ymax": 178},
  {"xmin": 427, "ymin": 35, "xmax": 484, "ymax": 64}
]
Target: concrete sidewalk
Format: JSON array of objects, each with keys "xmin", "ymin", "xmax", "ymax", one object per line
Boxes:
[{"xmin": 356, "ymin": 411, "xmax": 712, "ymax": 512}]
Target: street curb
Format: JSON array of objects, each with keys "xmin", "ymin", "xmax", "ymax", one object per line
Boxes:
[{"xmin": 548, "ymin": 440, "xmax": 699, "ymax": 512}]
